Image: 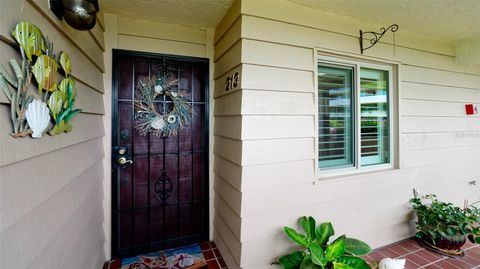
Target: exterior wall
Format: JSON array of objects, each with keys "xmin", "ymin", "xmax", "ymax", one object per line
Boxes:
[
  {"xmin": 102, "ymin": 13, "xmax": 215, "ymax": 259},
  {"xmin": 0, "ymin": 1, "xmax": 105, "ymax": 269},
  {"xmin": 212, "ymin": 1, "xmax": 243, "ymax": 268},
  {"xmin": 214, "ymin": 0, "xmax": 480, "ymax": 268}
]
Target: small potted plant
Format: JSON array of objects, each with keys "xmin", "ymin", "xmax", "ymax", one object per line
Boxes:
[
  {"xmin": 410, "ymin": 194, "xmax": 480, "ymax": 256},
  {"xmin": 274, "ymin": 216, "xmax": 372, "ymax": 269}
]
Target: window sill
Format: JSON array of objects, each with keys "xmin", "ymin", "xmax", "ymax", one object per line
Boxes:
[{"xmin": 317, "ymin": 164, "xmax": 398, "ymax": 182}]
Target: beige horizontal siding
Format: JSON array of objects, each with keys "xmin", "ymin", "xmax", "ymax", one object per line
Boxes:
[
  {"xmin": 214, "ymin": 190, "xmax": 241, "ymax": 238},
  {"xmin": 214, "ymin": 0, "xmax": 241, "ymax": 45},
  {"xmin": 1, "ymin": 161, "xmax": 103, "ymax": 268},
  {"xmin": 402, "ymin": 82, "xmax": 480, "ymax": 103},
  {"xmin": 90, "ymin": 22, "xmax": 106, "ymax": 51},
  {"xmin": 214, "ymin": 116, "xmax": 242, "ymax": 139},
  {"xmin": 402, "ymin": 116, "xmax": 480, "ymax": 133},
  {"xmin": 241, "ymin": 138, "xmax": 314, "ymax": 165},
  {"xmin": 0, "ymin": 0, "xmax": 105, "ymax": 268},
  {"xmin": 215, "ymin": 175, "xmax": 242, "ymax": 216},
  {"xmin": 213, "ymin": 4, "xmax": 244, "ymax": 268},
  {"xmin": 1, "ymin": 138, "xmax": 104, "ymax": 230},
  {"xmin": 213, "ymin": 155, "xmax": 242, "ymax": 191},
  {"xmin": 214, "ymin": 18, "xmax": 241, "ymax": 61},
  {"xmin": 242, "ymin": 159, "xmax": 315, "ymax": 191},
  {"xmin": 242, "ymin": 39, "xmax": 314, "ymax": 71},
  {"xmin": 0, "ymin": 109, "xmax": 105, "ymax": 166},
  {"xmin": 212, "ymin": 1, "xmax": 480, "ymax": 268},
  {"xmin": 241, "ymin": 64, "xmax": 314, "ymax": 93},
  {"xmin": 214, "ymin": 91, "xmax": 242, "ymax": 116},
  {"xmin": 214, "ymin": 136, "xmax": 242, "ymax": 165},
  {"xmin": 214, "ymin": 211, "xmax": 242, "ymax": 265},
  {"xmin": 402, "ymin": 65, "xmax": 480, "ymax": 88},
  {"xmin": 213, "ymin": 226, "xmax": 241, "ymax": 269},
  {"xmin": 401, "ymin": 132, "xmax": 480, "ymax": 152},
  {"xmin": 214, "ymin": 65, "xmax": 242, "ymax": 98},
  {"xmin": 214, "ymin": 41, "xmax": 242, "ymax": 79},
  {"xmin": 242, "ymin": 115, "xmax": 314, "ymax": 139},
  {"xmin": 242, "ymin": 90, "xmax": 315, "ymax": 115},
  {"xmin": 402, "ymin": 99, "xmax": 480, "ymax": 117}
]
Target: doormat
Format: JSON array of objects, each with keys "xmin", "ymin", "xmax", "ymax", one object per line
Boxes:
[{"xmin": 105, "ymin": 244, "xmax": 207, "ymax": 269}]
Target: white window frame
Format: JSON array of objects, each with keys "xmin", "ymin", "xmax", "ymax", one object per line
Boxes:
[{"xmin": 315, "ymin": 53, "xmax": 397, "ymax": 179}]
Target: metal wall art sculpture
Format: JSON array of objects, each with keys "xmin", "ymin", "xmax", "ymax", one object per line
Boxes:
[{"xmin": 0, "ymin": 21, "xmax": 82, "ymax": 138}]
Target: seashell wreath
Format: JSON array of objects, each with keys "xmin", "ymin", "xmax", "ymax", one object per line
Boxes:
[{"xmin": 134, "ymin": 71, "xmax": 192, "ymax": 137}]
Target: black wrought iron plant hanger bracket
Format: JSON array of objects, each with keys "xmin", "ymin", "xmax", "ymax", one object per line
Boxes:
[{"xmin": 359, "ymin": 24, "xmax": 399, "ymax": 54}]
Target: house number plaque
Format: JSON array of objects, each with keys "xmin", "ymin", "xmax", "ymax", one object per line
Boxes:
[{"xmin": 225, "ymin": 72, "xmax": 239, "ymax": 92}]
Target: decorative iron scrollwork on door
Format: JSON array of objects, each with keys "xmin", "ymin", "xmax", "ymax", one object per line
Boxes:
[{"xmin": 155, "ymin": 169, "xmax": 174, "ymax": 203}]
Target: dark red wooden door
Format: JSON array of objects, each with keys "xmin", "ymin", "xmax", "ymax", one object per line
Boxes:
[{"xmin": 111, "ymin": 50, "xmax": 209, "ymax": 258}]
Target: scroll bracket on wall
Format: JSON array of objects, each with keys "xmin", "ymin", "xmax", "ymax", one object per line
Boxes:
[{"xmin": 359, "ymin": 24, "xmax": 399, "ymax": 54}]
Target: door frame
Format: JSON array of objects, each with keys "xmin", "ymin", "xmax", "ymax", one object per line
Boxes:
[{"xmin": 110, "ymin": 49, "xmax": 210, "ymax": 258}]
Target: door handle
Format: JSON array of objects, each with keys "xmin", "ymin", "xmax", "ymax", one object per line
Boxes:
[{"xmin": 118, "ymin": 157, "xmax": 133, "ymax": 165}]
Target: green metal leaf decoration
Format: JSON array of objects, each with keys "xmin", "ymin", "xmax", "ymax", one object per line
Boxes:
[
  {"xmin": 48, "ymin": 91, "xmax": 64, "ymax": 120},
  {"xmin": 59, "ymin": 51, "xmax": 71, "ymax": 76},
  {"xmin": 57, "ymin": 107, "xmax": 71, "ymax": 124},
  {"xmin": 59, "ymin": 78, "xmax": 76, "ymax": 103},
  {"xmin": 65, "ymin": 109, "xmax": 82, "ymax": 123},
  {"xmin": 11, "ymin": 22, "xmax": 46, "ymax": 61},
  {"xmin": 32, "ymin": 55, "xmax": 58, "ymax": 92}
]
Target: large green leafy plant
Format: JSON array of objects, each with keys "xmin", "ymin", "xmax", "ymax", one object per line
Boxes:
[
  {"xmin": 410, "ymin": 195, "xmax": 480, "ymax": 244},
  {"xmin": 276, "ymin": 216, "xmax": 372, "ymax": 269}
]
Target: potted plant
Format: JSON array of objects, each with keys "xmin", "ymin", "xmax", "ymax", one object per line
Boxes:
[
  {"xmin": 410, "ymin": 194, "xmax": 480, "ymax": 256},
  {"xmin": 274, "ymin": 216, "xmax": 372, "ymax": 269}
]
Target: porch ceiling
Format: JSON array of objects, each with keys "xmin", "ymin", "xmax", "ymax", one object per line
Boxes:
[
  {"xmin": 99, "ymin": 0, "xmax": 235, "ymax": 29},
  {"xmin": 288, "ymin": 0, "xmax": 480, "ymax": 43}
]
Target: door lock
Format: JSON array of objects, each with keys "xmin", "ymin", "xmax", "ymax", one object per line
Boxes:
[{"xmin": 118, "ymin": 157, "xmax": 133, "ymax": 165}]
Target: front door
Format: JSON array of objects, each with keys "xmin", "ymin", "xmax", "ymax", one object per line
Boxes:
[{"xmin": 111, "ymin": 50, "xmax": 209, "ymax": 258}]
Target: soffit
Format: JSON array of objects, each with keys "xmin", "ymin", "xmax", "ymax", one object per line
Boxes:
[{"xmin": 99, "ymin": 0, "xmax": 235, "ymax": 28}]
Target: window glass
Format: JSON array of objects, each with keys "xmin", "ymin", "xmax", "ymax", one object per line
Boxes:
[
  {"xmin": 360, "ymin": 68, "xmax": 389, "ymax": 166},
  {"xmin": 318, "ymin": 65, "xmax": 354, "ymax": 169}
]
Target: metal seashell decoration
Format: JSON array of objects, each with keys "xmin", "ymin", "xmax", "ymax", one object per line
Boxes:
[{"xmin": 25, "ymin": 99, "xmax": 51, "ymax": 138}]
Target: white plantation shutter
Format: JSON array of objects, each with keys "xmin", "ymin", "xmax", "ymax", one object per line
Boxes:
[
  {"xmin": 360, "ymin": 68, "xmax": 390, "ymax": 166},
  {"xmin": 318, "ymin": 65, "xmax": 354, "ymax": 169},
  {"xmin": 318, "ymin": 59, "xmax": 391, "ymax": 171}
]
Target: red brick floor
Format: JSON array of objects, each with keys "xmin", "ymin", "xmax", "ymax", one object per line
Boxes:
[
  {"xmin": 364, "ymin": 238, "xmax": 480, "ymax": 269},
  {"xmin": 103, "ymin": 241, "xmax": 227, "ymax": 269},
  {"xmin": 200, "ymin": 241, "xmax": 228, "ymax": 269}
]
